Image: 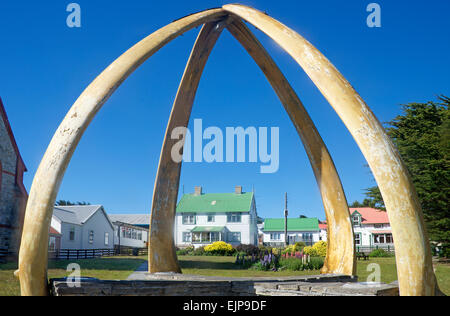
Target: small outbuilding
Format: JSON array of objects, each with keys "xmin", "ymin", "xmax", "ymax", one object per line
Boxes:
[{"xmin": 50, "ymin": 205, "xmax": 115, "ymax": 250}]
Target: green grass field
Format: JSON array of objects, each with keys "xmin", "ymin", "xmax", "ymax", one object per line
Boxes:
[
  {"xmin": 0, "ymin": 256, "xmax": 146, "ymax": 296},
  {"xmin": 1, "ymin": 255, "xmax": 448, "ymax": 296}
]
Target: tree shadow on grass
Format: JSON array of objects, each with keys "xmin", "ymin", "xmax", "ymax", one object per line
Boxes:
[
  {"xmin": 47, "ymin": 257, "xmax": 147, "ymax": 271},
  {"xmin": 1, "ymin": 257, "xmax": 147, "ymax": 272},
  {"xmin": 0, "ymin": 262, "xmax": 18, "ymax": 271},
  {"xmin": 178, "ymin": 257, "xmax": 241, "ymax": 270}
]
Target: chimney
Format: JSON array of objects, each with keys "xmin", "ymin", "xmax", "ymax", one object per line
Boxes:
[
  {"xmin": 194, "ymin": 186, "xmax": 202, "ymax": 196},
  {"xmin": 235, "ymin": 186, "xmax": 242, "ymax": 195}
]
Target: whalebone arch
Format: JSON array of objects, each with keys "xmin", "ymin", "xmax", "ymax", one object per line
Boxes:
[
  {"xmin": 148, "ymin": 18, "xmax": 355, "ymax": 277},
  {"xmin": 17, "ymin": 5, "xmax": 438, "ymax": 296}
]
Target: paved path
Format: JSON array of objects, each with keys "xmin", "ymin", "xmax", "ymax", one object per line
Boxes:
[
  {"xmin": 135, "ymin": 261, "xmax": 148, "ymax": 272},
  {"xmin": 127, "ymin": 261, "xmax": 148, "ymax": 279}
]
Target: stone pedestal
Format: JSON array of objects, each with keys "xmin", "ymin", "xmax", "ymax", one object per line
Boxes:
[{"xmin": 50, "ymin": 274, "xmax": 399, "ymax": 296}]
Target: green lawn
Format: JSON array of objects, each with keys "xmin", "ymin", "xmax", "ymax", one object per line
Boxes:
[
  {"xmin": 178, "ymin": 255, "xmax": 320, "ymax": 277},
  {"xmin": 0, "ymin": 256, "xmax": 146, "ymax": 296},
  {"xmin": 1, "ymin": 255, "xmax": 449, "ymax": 296}
]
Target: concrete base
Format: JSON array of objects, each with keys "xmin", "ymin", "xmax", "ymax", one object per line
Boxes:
[{"xmin": 50, "ymin": 274, "xmax": 399, "ymax": 296}]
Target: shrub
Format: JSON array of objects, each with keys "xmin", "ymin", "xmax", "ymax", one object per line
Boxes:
[
  {"xmin": 302, "ymin": 246, "xmax": 315, "ymax": 256},
  {"xmin": 176, "ymin": 245, "xmax": 194, "ymax": 256},
  {"xmin": 278, "ymin": 256, "xmax": 324, "ymax": 271},
  {"xmin": 312, "ymin": 241, "xmax": 327, "ymax": 257},
  {"xmin": 192, "ymin": 246, "xmax": 206, "ymax": 256},
  {"xmin": 303, "ymin": 241, "xmax": 327, "ymax": 257},
  {"xmin": 309, "ymin": 257, "xmax": 325, "ymax": 270},
  {"xmin": 204, "ymin": 241, "xmax": 235, "ymax": 256},
  {"xmin": 294, "ymin": 242, "xmax": 306, "ymax": 251},
  {"xmin": 250, "ymin": 261, "xmax": 268, "ymax": 271},
  {"xmin": 278, "ymin": 257, "xmax": 305, "ymax": 271},
  {"xmin": 369, "ymin": 248, "xmax": 392, "ymax": 258},
  {"xmin": 441, "ymin": 244, "xmax": 450, "ymax": 258},
  {"xmin": 235, "ymin": 244, "xmax": 259, "ymax": 256},
  {"xmin": 250, "ymin": 253, "xmax": 279, "ymax": 271},
  {"xmin": 281, "ymin": 242, "xmax": 306, "ymax": 255},
  {"xmin": 281, "ymin": 245, "xmax": 296, "ymax": 255},
  {"xmin": 176, "ymin": 248, "xmax": 189, "ymax": 255}
]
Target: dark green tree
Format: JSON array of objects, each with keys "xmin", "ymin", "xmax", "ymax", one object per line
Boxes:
[
  {"xmin": 349, "ymin": 196, "xmax": 381, "ymax": 209},
  {"xmin": 364, "ymin": 96, "xmax": 449, "ymax": 255},
  {"xmin": 349, "ymin": 201, "xmax": 363, "ymax": 207}
]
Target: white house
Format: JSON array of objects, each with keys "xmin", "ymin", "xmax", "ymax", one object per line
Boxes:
[
  {"xmin": 350, "ymin": 207, "xmax": 393, "ymax": 251},
  {"xmin": 108, "ymin": 214, "xmax": 149, "ymax": 249},
  {"xmin": 310, "ymin": 208, "xmax": 393, "ymax": 251},
  {"xmin": 50, "ymin": 205, "xmax": 115, "ymax": 250},
  {"xmin": 257, "ymin": 222, "xmax": 264, "ymax": 245},
  {"xmin": 319, "ymin": 222, "xmax": 328, "ymax": 242},
  {"xmin": 174, "ymin": 186, "xmax": 259, "ymax": 248},
  {"xmin": 262, "ymin": 218, "xmax": 321, "ymax": 247}
]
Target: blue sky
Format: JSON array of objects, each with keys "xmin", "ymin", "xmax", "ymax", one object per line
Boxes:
[{"xmin": 1, "ymin": 0, "xmax": 449, "ymax": 220}]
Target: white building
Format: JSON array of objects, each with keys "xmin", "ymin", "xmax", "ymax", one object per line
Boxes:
[
  {"xmin": 50, "ymin": 205, "xmax": 115, "ymax": 250},
  {"xmin": 319, "ymin": 222, "xmax": 328, "ymax": 242},
  {"xmin": 350, "ymin": 207, "xmax": 393, "ymax": 251},
  {"xmin": 174, "ymin": 186, "xmax": 258, "ymax": 248},
  {"xmin": 317, "ymin": 207, "xmax": 393, "ymax": 251},
  {"xmin": 262, "ymin": 218, "xmax": 321, "ymax": 247},
  {"xmin": 108, "ymin": 214, "xmax": 149, "ymax": 249}
]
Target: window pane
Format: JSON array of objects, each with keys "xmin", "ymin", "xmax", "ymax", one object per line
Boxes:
[
  {"xmin": 386, "ymin": 234, "xmax": 393, "ymax": 243},
  {"xmin": 183, "ymin": 214, "xmax": 196, "ymax": 224},
  {"xmin": 229, "ymin": 232, "xmax": 241, "ymax": 242},
  {"xmin": 228, "ymin": 213, "xmax": 241, "ymax": 223},
  {"xmin": 192, "ymin": 233, "xmax": 201, "ymax": 243},
  {"xmin": 183, "ymin": 232, "xmax": 191, "ymax": 242},
  {"xmin": 354, "ymin": 234, "xmax": 361, "ymax": 245},
  {"xmin": 211, "ymin": 232, "xmax": 219, "ymax": 242}
]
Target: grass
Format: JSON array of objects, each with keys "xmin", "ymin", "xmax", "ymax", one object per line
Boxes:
[
  {"xmin": 178, "ymin": 256, "xmax": 450, "ymax": 295},
  {"xmin": 0, "ymin": 256, "xmax": 146, "ymax": 296},
  {"xmin": 1, "ymin": 255, "xmax": 449, "ymax": 296},
  {"xmin": 178, "ymin": 255, "xmax": 320, "ymax": 277}
]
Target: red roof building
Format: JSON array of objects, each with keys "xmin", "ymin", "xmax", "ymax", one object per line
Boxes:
[
  {"xmin": 0, "ymin": 97, "xmax": 28, "ymax": 259},
  {"xmin": 349, "ymin": 207, "xmax": 390, "ymax": 225},
  {"xmin": 350, "ymin": 207, "xmax": 393, "ymax": 251},
  {"xmin": 316, "ymin": 208, "xmax": 393, "ymax": 252}
]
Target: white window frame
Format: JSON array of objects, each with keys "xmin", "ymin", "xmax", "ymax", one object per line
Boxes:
[
  {"xmin": 182, "ymin": 232, "xmax": 192, "ymax": 243},
  {"xmin": 270, "ymin": 233, "xmax": 281, "ymax": 241},
  {"xmin": 385, "ymin": 234, "xmax": 393, "ymax": 244},
  {"xmin": 354, "ymin": 233, "xmax": 361, "ymax": 245},
  {"xmin": 89, "ymin": 230, "xmax": 94, "ymax": 244},
  {"xmin": 228, "ymin": 232, "xmax": 241, "ymax": 242},
  {"xmin": 207, "ymin": 213, "xmax": 215, "ymax": 223},
  {"xmin": 227, "ymin": 213, "xmax": 242, "ymax": 223},
  {"xmin": 69, "ymin": 227, "xmax": 75, "ymax": 241},
  {"xmin": 182, "ymin": 213, "xmax": 196, "ymax": 225}
]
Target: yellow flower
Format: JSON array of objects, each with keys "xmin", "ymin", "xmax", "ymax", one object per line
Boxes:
[
  {"xmin": 204, "ymin": 241, "xmax": 233, "ymax": 252},
  {"xmin": 303, "ymin": 241, "xmax": 327, "ymax": 257}
]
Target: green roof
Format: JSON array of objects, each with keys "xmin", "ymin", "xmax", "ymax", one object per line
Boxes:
[
  {"xmin": 263, "ymin": 218, "xmax": 319, "ymax": 232},
  {"xmin": 176, "ymin": 192, "xmax": 254, "ymax": 213},
  {"xmin": 191, "ymin": 226, "xmax": 226, "ymax": 232}
]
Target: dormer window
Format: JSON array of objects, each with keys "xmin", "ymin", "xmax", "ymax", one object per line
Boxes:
[{"xmin": 352, "ymin": 212, "xmax": 361, "ymax": 226}]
